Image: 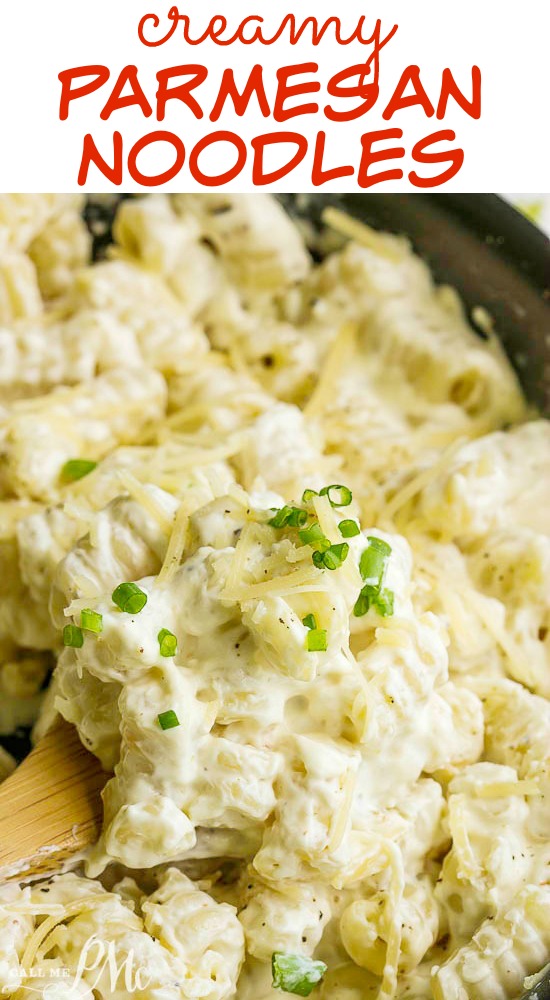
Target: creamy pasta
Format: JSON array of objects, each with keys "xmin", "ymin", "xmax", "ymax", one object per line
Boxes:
[{"xmin": 0, "ymin": 193, "xmax": 547, "ymax": 1000}]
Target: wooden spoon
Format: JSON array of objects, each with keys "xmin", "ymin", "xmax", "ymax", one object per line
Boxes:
[{"xmin": 0, "ymin": 719, "xmax": 105, "ymax": 882}]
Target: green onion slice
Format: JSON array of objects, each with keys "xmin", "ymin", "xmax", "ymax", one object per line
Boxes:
[
  {"xmin": 80, "ymin": 609, "xmax": 103, "ymax": 634},
  {"xmin": 269, "ymin": 506, "xmax": 307, "ymax": 529},
  {"xmin": 287, "ymin": 508, "xmax": 308, "ymax": 528},
  {"xmin": 269, "ymin": 505, "xmax": 293, "ymax": 528},
  {"xmin": 158, "ymin": 710, "xmax": 180, "ymax": 731},
  {"xmin": 299, "ymin": 523, "xmax": 330, "ymax": 548},
  {"xmin": 112, "ymin": 582, "xmax": 148, "ymax": 614},
  {"xmin": 374, "ymin": 588, "xmax": 395, "ymax": 617},
  {"xmin": 63, "ymin": 624, "xmax": 83, "ymax": 648},
  {"xmin": 319, "ymin": 484, "xmax": 352, "ymax": 507},
  {"xmin": 302, "ymin": 613, "xmax": 317, "ymax": 630},
  {"xmin": 354, "ymin": 538, "xmax": 394, "ymax": 617},
  {"xmin": 272, "ymin": 952, "xmax": 327, "ymax": 997},
  {"xmin": 338, "ymin": 519, "xmax": 360, "ymax": 538},
  {"xmin": 158, "ymin": 628, "xmax": 177, "ymax": 657},
  {"xmin": 359, "ymin": 536, "xmax": 392, "ymax": 585},
  {"xmin": 320, "ymin": 542, "xmax": 349, "ymax": 571},
  {"xmin": 353, "ymin": 585, "xmax": 375, "ymax": 618},
  {"xmin": 61, "ymin": 459, "xmax": 97, "ymax": 483},
  {"xmin": 353, "ymin": 584, "xmax": 395, "ymax": 618},
  {"xmin": 301, "ymin": 489, "xmax": 319, "ymax": 504},
  {"xmin": 307, "ymin": 628, "xmax": 327, "ymax": 652},
  {"xmin": 312, "ymin": 543, "xmax": 349, "ymax": 571}
]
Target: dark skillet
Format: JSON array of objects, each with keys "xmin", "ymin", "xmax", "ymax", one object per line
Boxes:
[{"xmin": 7, "ymin": 194, "xmax": 550, "ymax": 998}]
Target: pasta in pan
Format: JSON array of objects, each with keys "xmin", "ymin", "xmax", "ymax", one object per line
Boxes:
[{"xmin": 0, "ymin": 193, "xmax": 547, "ymax": 1000}]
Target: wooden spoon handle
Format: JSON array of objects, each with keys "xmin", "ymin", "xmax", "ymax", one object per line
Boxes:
[{"xmin": 0, "ymin": 718, "xmax": 105, "ymax": 881}]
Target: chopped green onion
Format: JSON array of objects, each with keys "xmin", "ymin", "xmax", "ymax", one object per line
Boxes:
[
  {"xmin": 375, "ymin": 588, "xmax": 395, "ymax": 617},
  {"xmin": 302, "ymin": 608, "xmax": 327, "ymax": 653},
  {"xmin": 302, "ymin": 613, "xmax": 317, "ymax": 630},
  {"xmin": 158, "ymin": 710, "xmax": 180, "ymax": 731},
  {"xmin": 269, "ymin": 506, "xmax": 307, "ymax": 529},
  {"xmin": 353, "ymin": 585, "xmax": 375, "ymax": 618},
  {"xmin": 61, "ymin": 459, "xmax": 97, "ymax": 483},
  {"xmin": 353, "ymin": 584, "xmax": 395, "ymax": 618},
  {"xmin": 272, "ymin": 953, "xmax": 327, "ymax": 997},
  {"xmin": 307, "ymin": 628, "xmax": 327, "ymax": 652},
  {"xmin": 301, "ymin": 489, "xmax": 319, "ymax": 504},
  {"xmin": 112, "ymin": 582, "xmax": 148, "ymax": 614},
  {"xmin": 63, "ymin": 624, "xmax": 83, "ymax": 648},
  {"xmin": 269, "ymin": 505, "xmax": 293, "ymax": 528},
  {"xmin": 158, "ymin": 628, "xmax": 177, "ymax": 657},
  {"xmin": 312, "ymin": 542, "xmax": 349, "ymax": 570},
  {"xmin": 287, "ymin": 508, "xmax": 308, "ymax": 528},
  {"xmin": 299, "ymin": 522, "xmax": 330, "ymax": 548},
  {"xmin": 360, "ymin": 536, "xmax": 392, "ymax": 585},
  {"xmin": 319, "ymin": 484, "xmax": 352, "ymax": 507},
  {"xmin": 321, "ymin": 542, "xmax": 349, "ymax": 571},
  {"xmin": 354, "ymin": 538, "xmax": 394, "ymax": 617},
  {"xmin": 80, "ymin": 609, "xmax": 103, "ymax": 634},
  {"xmin": 339, "ymin": 519, "xmax": 360, "ymax": 538}
]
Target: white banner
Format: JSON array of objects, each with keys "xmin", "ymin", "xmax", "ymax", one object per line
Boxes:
[{"xmin": 0, "ymin": 0, "xmax": 548, "ymax": 191}]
